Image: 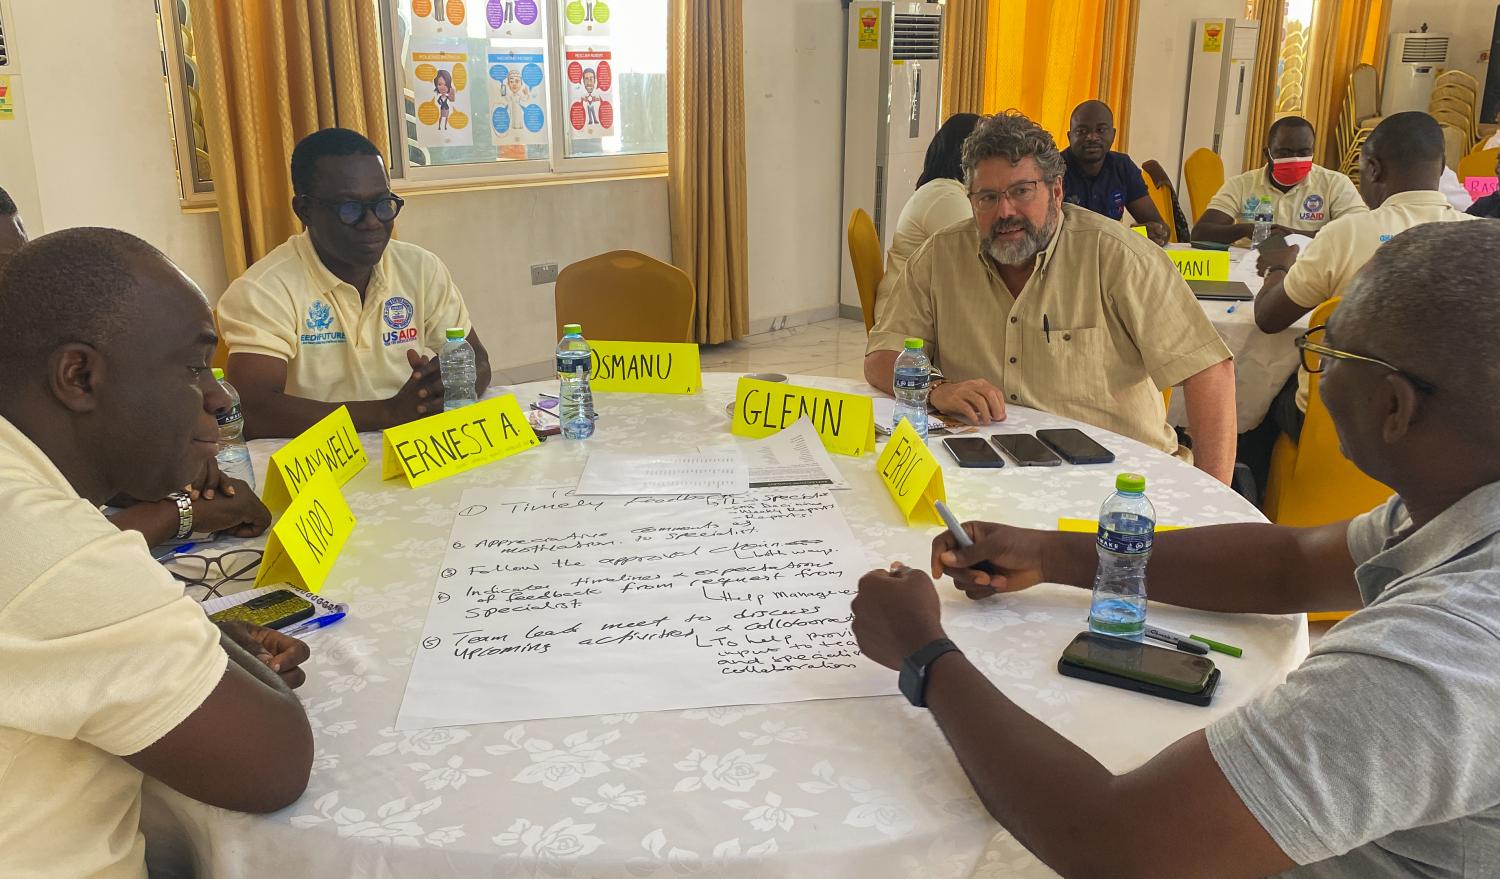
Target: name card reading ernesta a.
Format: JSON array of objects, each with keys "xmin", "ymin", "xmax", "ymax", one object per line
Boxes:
[
  {"xmin": 261, "ymin": 406, "xmax": 367, "ymax": 513},
  {"xmin": 587, "ymin": 340, "xmax": 701, "ymax": 394},
  {"xmin": 1167, "ymin": 248, "xmax": 1230, "ymax": 281},
  {"xmin": 875, "ymin": 417, "xmax": 945, "ymax": 525},
  {"xmin": 731, "ymin": 377, "xmax": 876, "ymax": 457},
  {"xmin": 255, "ymin": 470, "xmax": 356, "ymax": 594},
  {"xmin": 381, "ymin": 395, "xmax": 540, "ymax": 488}
]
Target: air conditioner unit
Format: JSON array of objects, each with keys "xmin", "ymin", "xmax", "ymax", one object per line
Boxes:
[{"xmin": 1383, "ymin": 32, "xmax": 1450, "ymax": 114}]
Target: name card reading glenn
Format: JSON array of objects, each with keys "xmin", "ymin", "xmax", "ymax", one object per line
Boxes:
[
  {"xmin": 731, "ymin": 377, "xmax": 876, "ymax": 457},
  {"xmin": 381, "ymin": 395, "xmax": 540, "ymax": 488}
]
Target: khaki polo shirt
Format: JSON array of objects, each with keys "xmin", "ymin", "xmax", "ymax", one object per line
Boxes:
[
  {"xmin": 868, "ymin": 204, "xmax": 1232, "ymax": 454},
  {"xmin": 1207, "ymin": 164, "xmax": 1367, "ymax": 234},
  {"xmin": 1283, "ymin": 190, "xmax": 1478, "ymax": 410},
  {"xmin": 218, "ymin": 232, "xmax": 473, "ymax": 403}
]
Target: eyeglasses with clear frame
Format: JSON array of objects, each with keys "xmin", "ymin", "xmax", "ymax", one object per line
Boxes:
[{"xmin": 968, "ymin": 179, "xmax": 1046, "ymax": 213}]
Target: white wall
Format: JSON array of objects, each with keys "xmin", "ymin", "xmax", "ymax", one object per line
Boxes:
[{"xmin": 1388, "ymin": 0, "xmax": 1496, "ymax": 84}]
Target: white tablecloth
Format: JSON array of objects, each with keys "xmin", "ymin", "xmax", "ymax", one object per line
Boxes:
[
  {"xmin": 1165, "ymin": 245, "xmax": 1310, "ymax": 434},
  {"xmin": 142, "ymin": 374, "xmax": 1307, "ymax": 879}
]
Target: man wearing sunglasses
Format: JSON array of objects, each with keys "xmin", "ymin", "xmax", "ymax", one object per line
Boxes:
[
  {"xmin": 218, "ymin": 128, "xmax": 492, "ymax": 438},
  {"xmin": 0, "ymin": 229, "xmax": 311, "ymax": 877},
  {"xmin": 853, "ymin": 220, "xmax": 1500, "ymax": 878}
]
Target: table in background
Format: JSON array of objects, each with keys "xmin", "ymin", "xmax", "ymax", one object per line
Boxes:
[{"xmin": 142, "ymin": 374, "xmax": 1307, "ymax": 879}]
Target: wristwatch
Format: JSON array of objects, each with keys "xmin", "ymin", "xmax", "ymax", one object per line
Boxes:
[
  {"xmin": 899, "ymin": 637, "xmax": 962, "ymax": 708},
  {"xmin": 168, "ymin": 491, "xmax": 194, "ymax": 540}
]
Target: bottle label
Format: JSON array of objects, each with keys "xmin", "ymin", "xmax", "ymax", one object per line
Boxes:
[
  {"xmin": 556, "ymin": 356, "xmax": 588, "ymax": 376},
  {"xmin": 893, "ymin": 374, "xmax": 929, "ymax": 391},
  {"xmin": 215, "ymin": 404, "xmax": 243, "ymax": 427},
  {"xmin": 1097, "ymin": 526, "xmax": 1152, "ymax": 555}
]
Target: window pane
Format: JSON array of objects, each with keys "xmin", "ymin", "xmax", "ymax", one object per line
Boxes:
[{"xmin": 559, "ymin": 0, "xmax": 667, "ymax": 159}]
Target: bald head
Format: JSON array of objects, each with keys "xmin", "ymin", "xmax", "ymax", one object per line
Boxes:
[{"xmin": 1358, "ymin": 112, "xmax": 1445, "ymax": 207}]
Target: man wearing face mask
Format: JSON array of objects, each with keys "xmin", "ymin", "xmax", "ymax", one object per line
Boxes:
[
  {"xmin": 865, "ymin": 112, "xmax": 1237, "ymax": 485},
  {"xmin": 1192, "ymin": 116, "xmax": 1366, "ymax": 245},
  {"xmin": 1252, "ymin": 112, "xmax": 1476, "ymax": 441}
]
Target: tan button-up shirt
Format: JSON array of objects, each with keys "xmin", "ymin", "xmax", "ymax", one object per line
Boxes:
[{"xmin": 867, "ymin": 204, "xmax": 1232, "ymax": 454}]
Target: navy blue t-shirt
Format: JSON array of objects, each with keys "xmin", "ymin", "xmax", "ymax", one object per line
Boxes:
[{"xmin": 1062, "ymin": 150, "xmax": 1149, "ymax": 221}]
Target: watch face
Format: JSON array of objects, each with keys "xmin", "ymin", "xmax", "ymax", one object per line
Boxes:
[{"xmin": 899, "ymin": 656, "xmax": 926, "ymax": 707}]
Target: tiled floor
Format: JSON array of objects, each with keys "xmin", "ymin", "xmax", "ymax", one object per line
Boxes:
[{"xmin": 699, "ymin": 317, "xmax": 871, "ymax": 380}]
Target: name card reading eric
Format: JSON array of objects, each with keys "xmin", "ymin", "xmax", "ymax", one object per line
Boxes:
[
  {"xmin": 732, "ymin": 377, "xmax": 876, "ymax": 457},
  {"xmin": 588, "ymin": 340, "xmax": 701, "ymax": 394},
  {"xmin": 381, "ymin": 395, "xmax": 540, "ymax": 488}
]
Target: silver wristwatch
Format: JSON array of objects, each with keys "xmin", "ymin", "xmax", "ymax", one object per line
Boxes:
[{"xmin": 168, "ymin": 491, "xmax": 194, "ymax": 540}]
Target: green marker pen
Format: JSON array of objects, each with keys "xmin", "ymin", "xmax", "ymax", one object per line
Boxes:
[{"xmin": 1189, "ymin": 635, "xmax": 1243, "ymax": 658}]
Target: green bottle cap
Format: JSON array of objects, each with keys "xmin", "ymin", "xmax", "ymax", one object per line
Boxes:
[
  {"xmin": 1116, "ymin": 473, "xmax": 1146, "ymax": 493},
  {"xmin": 446, "ymin": 328, "xmax": 465, "ymax": 340},
  {"xmin": 211, "ymin": 367, "xmax": 225, "ymax": 381},
  {"xmin": 904, "ymin": 338, "xmax": 924, "ymax": 349},
  {"xmin": 564, "ymin": 323, "xmax": 582, "ymax": 335}
]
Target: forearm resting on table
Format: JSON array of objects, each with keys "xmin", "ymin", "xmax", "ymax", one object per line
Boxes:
[
  {"xmin": 863, "ymin": 349, "xmax": 898, "ymax": 394},
  {"xmin": 1189, "ymin": 211, "xmax": 1250, "ymax": 244},
  {"xmin": 1181, "ymin": 360, "xmax": 1236, "ymax": 485},
  {"xmin": 108, "ymin": 499, "xmax": 180, "ymax": 546}
]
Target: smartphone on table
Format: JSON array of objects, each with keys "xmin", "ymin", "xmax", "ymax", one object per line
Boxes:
[
  {"xmin": 942, "ymin": 437, "xmax": 1006, "ymax": 468},
  {"xmin": 1058, "ymin": 631, "xmax": 1219, "ymax": 706},
  {"xmin": 208, "ymin": 590, "xmax": 316, "ymax": 630},
  {"xmin": 990, "ymin": 433, "xmax": 1062, "ymax": 467},
  {"xmin": 1035, "ymin": 428, "xmax": 1115, "ymax": 465}
]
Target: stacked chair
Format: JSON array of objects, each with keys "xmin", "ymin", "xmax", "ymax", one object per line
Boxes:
[
  {"xmin": 1277, "ymin": 22, "xmax": 1307, "ymax": 115},
  {"xmin": 1334, "ymin": 64, "xmax": 1382, "ymax": 184}
]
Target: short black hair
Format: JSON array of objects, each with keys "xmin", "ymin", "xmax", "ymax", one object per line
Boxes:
[
  {"xmin": 0, "ymin": 228, "xmax": 163, "ymax": 374},
  {"xmin": 918, "ymin": 113, "xmax": 982, "ymax": 188},
  {"xmin": 1267, "ymin": 115, "xmax": 1314, "ymax": 144},
  {"xmin": 0, "ymin": 185, "xmax": 16, "ymax": 217},
  {"xmin": 290, "ymin": 128, "xmax": 383, "ymax": 196},
  {"xmin": 1363, "ymin": 111, "xmax": 1445, "ymax": 168}
]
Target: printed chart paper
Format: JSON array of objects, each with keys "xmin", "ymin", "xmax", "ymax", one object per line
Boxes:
[
  {"xmin": 485, "ymin": 0, "xmax": 544, "ymax": 38},
  {"xmin": 487, "ymin": 52, "xmax": 548, "ymax": 146},
  {"xmin": 410, "ymin": 43, "xmax": 474, "ymax": 148},
  {"xmin": 563, "ymin": 0, "xmax": 610, "ymax": 36},
  {"xmin": 566, "ymin": 51, "xmax": 616, "ymax": 138},
  {"xmin": 395, "ymin": 487, "xmax": 892, "ymax": 729},
  {"xmin": 576, "ymin": 451, "xmax": 750, "ymax": 496}
]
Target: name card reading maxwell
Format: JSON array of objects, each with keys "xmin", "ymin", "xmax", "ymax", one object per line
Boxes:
[
  {"xmin": 588, "ymin": 340, "xmax": 701, "ymax": 394},
  {"xmin": 381, "ymin": 395, "xmax": 540, "ymax": 488},
  {"xmin": 261, "ymin": 406, "xmax": 367, "ymax": 513},
  {"xmin": 731, "ymin": 377, "xmax": 876, "ymax": 457}
]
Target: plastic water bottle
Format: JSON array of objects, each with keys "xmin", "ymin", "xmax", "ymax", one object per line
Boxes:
[
  {"xmin": 556, "ymin": 323, "xmax": 595, "ymax": 440},
  {"xmin": 439, "ymin": 328, "xmax": 478, "ymax": 411},
  {"xmin": 892, "ymin": 338, "xmax": 931, "ymax": 440},
  {"xmin": 1251, "ymin": 208, "xmax": 1273, "ymax": 247},
  {"xmin": 211, "ymin": 368, "xmax": 256, "ymax": 490},
  {"xmin": 1088, "ymin": 473, "xmax": 1156, "ymax": 640}
]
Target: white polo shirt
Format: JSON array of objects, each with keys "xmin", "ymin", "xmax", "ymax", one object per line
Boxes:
[
  {"xmin": 217, "ymin": 232, "xmax": 473, "ymax": 403},
  {"xmin": 1207, "ymin": 164, "xmax": 1366, "ymax": 234}
]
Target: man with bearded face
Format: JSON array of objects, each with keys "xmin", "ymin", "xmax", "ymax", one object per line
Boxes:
[{"xmin": 865, "ymin": 111, "xmax": 1237, "ymax": 484}]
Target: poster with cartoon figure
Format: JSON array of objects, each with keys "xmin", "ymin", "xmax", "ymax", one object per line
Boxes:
[
  {"xmin": 410, "ymin": 45, "xmax": 474, "ymax": 148},
  {"xmin": 563, "ymin": 0, "xmax": 610, "ymax": 37},
  {"xmin": 566, "ymin": 51, "xmax": 615, "ymax": 139},
  {"xmin": 487, "ymin": 52, "xmax": 548, "ymax": 147},
  {"xmin": 409, "ymin": 0, "xmax": 470, "ymax": 41},
  {"xmin": 485, "ymin": 0, "xmax": 544, "ymax": 39}
]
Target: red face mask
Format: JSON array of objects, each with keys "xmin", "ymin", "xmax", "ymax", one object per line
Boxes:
[{"xmin": 1271, "ymin": 156, "xmax": 1314, "ymax": 187}]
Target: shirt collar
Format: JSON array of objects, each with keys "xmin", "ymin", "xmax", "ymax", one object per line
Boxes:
[
  {"xmin": 292, "ymin": 231, "xmax": 389, "ymax": 299},
  {"xmin": 0, "ymin": 413, "xmax": 82, "ymax": 498},
  {"xmin": 1362, "ymin": 480, "xmax": 1500, "ymax": 583},
  {"xmin": 1377, "ymin": 189, "xmax": 1451, "ymax": 210}
]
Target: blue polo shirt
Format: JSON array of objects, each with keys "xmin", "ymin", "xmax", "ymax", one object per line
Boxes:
[{"xmin": 1062, "ymin": 149, "xmax": 1149, "ymax": 222}]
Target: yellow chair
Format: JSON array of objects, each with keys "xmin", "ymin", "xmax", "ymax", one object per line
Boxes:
[
  {"xmin": 1458, "ymin": 147, "xmax": 1499, "ymax": 182},
  {"xmin": 553, "ymin": 250, "xmax": 697, "ymax": 343},
  {"xmin": 847, "ymin": 209, "xmax": 884, "ymax": 332},
  {"xmin": 1442, "ymin": 124, "xmax": 1470, "ymax": 173},
  {"xmin": 1183, "ymin": 148, "xmax": 1224, "ymax": 224},
  {"xmin": 1433, "ymin": 108, "xmax": 1474, "ymax": 147},
  {"xmin": 1140, "ymin": 170, "xmax": 1177, "ymax": 243},
  {"xmin": 1436, "ymin": 68, "xmax": 1480, "ymax": 94},
  {"xmin": 1349, "ymin": 63, "xmax": 1381, "ymax": 125}
]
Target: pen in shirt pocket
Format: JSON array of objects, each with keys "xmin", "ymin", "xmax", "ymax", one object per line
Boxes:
[{"xmin": 1043, "ymin": 314, "xmax": 1052, "ymax": 344}]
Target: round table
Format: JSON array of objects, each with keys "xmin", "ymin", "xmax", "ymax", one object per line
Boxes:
[{"xmin": 142, "ymin": 374, "xmax": 1307, "ymax": 879}]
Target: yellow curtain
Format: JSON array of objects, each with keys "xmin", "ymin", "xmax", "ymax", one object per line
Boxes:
[
  {"xmin": 189, "ymin": 0, "xmax": 390, "ymax": 281},
  {"xmin": 981, "ymin": 0, "xmax": 1138, "ymax": 147},
  {"xmin": 941, "ymin": 0, "xmax": 989, "ymax": 118},
  {"xmin": 1243, "ymin": 0, "xmax": 1287, "ymax": 169},
  {"xmin": 1358, "ymin": 0, "xmax": 1391, "ymax": 70},
  {"xmin": 668, "ymin": 0, "xmax": 750, "ymax": 344},
  {"xmin": 1304, "ymin": 0, "xmax": 1385, "ymax": 167}
]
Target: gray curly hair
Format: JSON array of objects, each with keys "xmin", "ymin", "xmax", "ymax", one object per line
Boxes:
[{"xmin": 961, "ymin": 111, "xmax": 1067, "ymax": 185}]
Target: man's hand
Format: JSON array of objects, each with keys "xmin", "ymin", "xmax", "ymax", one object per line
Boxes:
[
  {"xmin": 191, "ymin": 477, "xmax": 272, "ymax": 537},
  {"xmin": 386, "ymin": 349, "xmax": 446, "ymax": 424},
  {"xmin": 216, "ymin": 620, "xmax": 311, "ymax": 689},
  {"xmin": 851, "ymin": 564, "xmax": 947, "ymax": 670},
  {"xmin": 187, "ymin": 456, "xmax": 233, "ymax": 501},
  {"xmin": 1145, "ymin": 221, "xmax": 1170, "ymax": 246},
  {"xmin": 931, "ymin": 521, "xmax": 1049, "ymax": 600},
  {"xmin": 930, "ymin": 379, "xmax": 1007, "ymax": 426},
  {"xmin": 1255, "ymin": 243, "xmax": 1300, "ymax": 276}
]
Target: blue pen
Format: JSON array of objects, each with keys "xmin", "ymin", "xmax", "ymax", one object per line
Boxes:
[
  {"xmin": 284, "ymin": 612, "xmax": 345, "ymax": 636},
  {"xmin": 173, "ymin": 542, "xmax": 197, "ymax": 553}
]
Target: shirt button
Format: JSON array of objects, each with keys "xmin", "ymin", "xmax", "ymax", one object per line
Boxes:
[
  {"xmin": 1009, "ymin": 394, "xmax": 1018, "ymax": 401},
  {"xmin": 1063, "ymin": 333, "xmax": 1072, "ymax": 341},
  {"xmin": 1009, "ymin": 316, "xmax": 1018, "ymax": 324},
  {"xmin": 1009, "ymin": 357, "xmax": 1017, "ymax": 364}
]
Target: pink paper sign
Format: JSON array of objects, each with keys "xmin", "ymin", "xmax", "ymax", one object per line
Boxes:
[{"xmin": 1465, "ymin": 176, "xmax": 1499, "ymax": 200}]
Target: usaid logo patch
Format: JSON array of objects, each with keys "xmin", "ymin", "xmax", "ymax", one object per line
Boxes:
[
  {"xmin": 383, "ymin": 296, "xmax": 414, "ymax": 330},
  {"xmin": 1299, "ymin": 194, "xmax": 1326, "ymax": 222}
]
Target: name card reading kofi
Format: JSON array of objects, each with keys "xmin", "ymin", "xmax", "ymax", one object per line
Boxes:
[
  {"xmin": 255, "ymin": 470, "xmax": 356, "ymax": 594},
  {"xmin": 261, "ymin": 405, "xmax": 367, "ymax": 513},
  {"xmin": 381, "ymin": 395, "xmax": 540, "ymax": 488},
  {"xmin": 1167, "ymin": 249, "xmax": 1230, "ymax": 281},
  {"xmin": 731, "ymin": 377, "xmax": 876, "ymax": 457},
  {"xmin": 588, "ymin": 340, "xmax": 701, "ymax": 394},
  {"xmin": 875, "ymin": 417, "xmax": 945, "ymax": 525}
]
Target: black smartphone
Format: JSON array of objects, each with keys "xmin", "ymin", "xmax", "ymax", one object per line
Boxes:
[
  {"xmin": 1060, "ymin": 631, "xmax": 1217, "ymax": 697},
  {"xmin": 1256, "ymin": 232, "xmax": 1289, "ymax": 251},
  {"xmin": 942, "ymin": 437, "xmax": 1006, "ymax": 468},
  {"xmin": 989, "ymin": 433, "xmax": 1062, "ymax": 467},
  {"xmin": 209, "ymin": 590, "xmax": 316, "ymax": 630},
  {"xmin": 1059, "ymin": 656, "xmax": 1221, "ymax": 706},
  {"xmin": 1035, "ymin": 428, "xmax": 1115, "ymax": 465}
]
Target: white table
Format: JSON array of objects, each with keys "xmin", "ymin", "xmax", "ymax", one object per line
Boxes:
[
  {"xmin": 141, "ymin": 374, "xmax": 1307, "ymax": 879},
  {"xmin": 1164, "ymin": 245, "xmax": 1310, "ymax": 434}
]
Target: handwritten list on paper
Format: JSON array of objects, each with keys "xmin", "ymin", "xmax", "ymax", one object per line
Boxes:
[{"xmin": 394, "ymin": 486, "xmax": 895, "ymax": 729}]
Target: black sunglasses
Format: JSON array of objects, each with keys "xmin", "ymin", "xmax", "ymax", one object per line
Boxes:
[{"xmin": 306, "ymin": 195, "xmax": 405, "ymax": 226}]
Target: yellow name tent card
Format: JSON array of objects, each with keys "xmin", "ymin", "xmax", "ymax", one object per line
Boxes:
[
  {"xmin": 255, "ymin": 471, "xmax": 356, "ymax": 594},
  {"xmin": 731, "ymin": 377, "xmax": 876, "ymax": 457},
  {"xmin": 1167, "ymin": 249, "xmax": 1230, "ymax": 281},
  {"xmin": 381, "ymin": 395, "xmax": 540, "ymax": 488},
  {"xmin": 588, "ymin": 340, "xmax": 701, "ymax": 394},
  {"xmin": 875, "ymin": 418, "xmax": 945, "ymax": 525},
  {"xmin": 261, "ymin": 406, "xmax": 367, "ymax": 513}
]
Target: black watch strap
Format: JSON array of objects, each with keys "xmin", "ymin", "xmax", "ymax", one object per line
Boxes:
[{"xmin": 899, "ymin": 637, "xmax": 961, "ymax": 708}]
